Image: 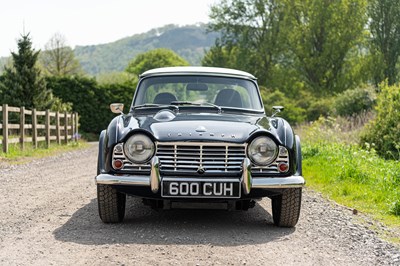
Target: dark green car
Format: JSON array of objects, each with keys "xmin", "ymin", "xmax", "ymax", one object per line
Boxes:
[{"xmin": 96, "ymin": 66, "xmax": 304, "ymax": 227}]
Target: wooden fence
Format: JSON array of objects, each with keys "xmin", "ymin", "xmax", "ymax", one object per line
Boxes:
[{"xmin": 0, "ymin": 104, "xmax": 78, "ymax": 153}]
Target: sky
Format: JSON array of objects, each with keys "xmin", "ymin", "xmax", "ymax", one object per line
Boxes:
[{"xmin": 0, "ymin": 0, "xmax": 217, "ymax": 57}]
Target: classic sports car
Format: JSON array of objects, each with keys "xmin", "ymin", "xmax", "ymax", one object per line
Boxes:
[{"xmin": 96, "ymin": 66, "xmax": 304, "ymax": 227}]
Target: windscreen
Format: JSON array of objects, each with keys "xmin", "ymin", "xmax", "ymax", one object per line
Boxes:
[{"xmin": 133, "ymin": 75, "xmax": 263, "ymax": 110}]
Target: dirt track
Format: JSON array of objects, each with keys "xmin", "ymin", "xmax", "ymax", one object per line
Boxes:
[{"xmin": 0, "ymin": 143, "xmax": 399, "ymax": 266}]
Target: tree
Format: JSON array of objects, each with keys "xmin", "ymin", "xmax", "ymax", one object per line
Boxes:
[
  {"xmin": 283, "ymin": 0, "xmax": 367, "ymax": 95},
  {"xmin": 0, "ymin": 33, "xmax": 53, "ymax": 109},
  {"xmin": 368, "ymin": 0, "xmax": 400, "ymax": 85},
  {"xmin": 126, "ymin": 48, "xmax": 189, "ymax": 76},
  {"xmin": 40, "ymin": 33, "xmax": 82, "ymax": 77},
  {"xmin": 207, "ymin": 0, "xmax": 285, "ymax": 86}
]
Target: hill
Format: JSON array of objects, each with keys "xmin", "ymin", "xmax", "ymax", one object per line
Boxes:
[{"xmin": 74, "ymin": 23, "xmax": 219, "ymax": 76}]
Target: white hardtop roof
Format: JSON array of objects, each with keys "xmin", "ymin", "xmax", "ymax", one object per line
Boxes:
[{"xmin": 140, "ymin": 66, "xmax": 257, "ymax": 80}]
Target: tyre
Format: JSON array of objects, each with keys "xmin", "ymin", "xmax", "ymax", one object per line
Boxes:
[
  {"xmin": 271, "ymin": 188, "xmax": 302, "ymax": 227},
  {"xmin": 97, "ymin": 184, "xmax": 126, "ymax": 223}
]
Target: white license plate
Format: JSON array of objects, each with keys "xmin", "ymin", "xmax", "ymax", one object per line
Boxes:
[{"xmin": 162, "ymin": 180, "xmax": 241, "ymax": 198}]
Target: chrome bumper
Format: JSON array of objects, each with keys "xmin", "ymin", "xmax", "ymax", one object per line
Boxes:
[{"xmin": 95, "ymin": 157, "xmax": 305, "ymax": 194}]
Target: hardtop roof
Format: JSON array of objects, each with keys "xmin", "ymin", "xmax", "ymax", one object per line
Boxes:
[{"xmin": 140, "ymin": 66, "xmax": 257, "ymax": 80}]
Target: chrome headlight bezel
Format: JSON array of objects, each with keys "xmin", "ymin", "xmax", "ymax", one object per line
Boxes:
[
  {"xmin": 123, "ymin": 133, "xmax": 155, "ymax": 164},
  {"xmin": 247, "ymin": 136, "xmax": 278, "ymax": 166}
]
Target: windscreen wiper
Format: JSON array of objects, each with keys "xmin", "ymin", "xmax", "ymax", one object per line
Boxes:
[
  {"xmin": 171, "ymin": 101, "xmax": 221, "ymax": 113},
  {"xmin": 131, "ymin": 104, "xmax": 179, "ymax": 111}
]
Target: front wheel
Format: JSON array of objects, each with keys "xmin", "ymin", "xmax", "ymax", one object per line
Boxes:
[
  {"xmin": 271, "ymin": 188, "xmax": 302, "ymax": 227},
  {"xmin": 97, "ymin": 184, "xmax": 126, "ymax": 223}
]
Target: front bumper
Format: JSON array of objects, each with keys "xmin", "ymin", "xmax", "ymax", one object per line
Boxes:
[{"xmin": 96, "ymin": 157, "xmax": 305, "ymax": 194}]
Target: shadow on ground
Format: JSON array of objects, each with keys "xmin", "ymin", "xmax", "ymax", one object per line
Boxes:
[{"xmin": 53, "ymin": 196, "xmax": 295, "ymax": 246}]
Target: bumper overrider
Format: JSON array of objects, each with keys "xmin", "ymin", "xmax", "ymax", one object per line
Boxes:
[{"xmin": 95, "ymin": 157, "xmax": 305, "ymax": 194}]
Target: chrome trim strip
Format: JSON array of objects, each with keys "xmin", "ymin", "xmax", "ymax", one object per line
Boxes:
[
  {"xmin": 241, "ymin": 158, "xmax": 252, "ymax": 195},
  {"xmin": 150, "ymin": 156, "xmax": 160, "ymax": 193},
  {"xmin": 95, "ymin": 174, "xmax": 305, "ymax": 189},
  {"xmin": 252, "ymin": 175, "xmax": 305, "ymax": 188},
  {"xmin": 95, "ymin": 174, "xmax": 149, "ymax": 186},
  {"xmin": 156, "ymin": 141, "xmax": 247, "ymax": 147}
]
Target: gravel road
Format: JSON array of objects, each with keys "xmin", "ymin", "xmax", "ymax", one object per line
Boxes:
[{"xmin": 0, "ymin": 143, "xmax": 399, "ymax": 266}]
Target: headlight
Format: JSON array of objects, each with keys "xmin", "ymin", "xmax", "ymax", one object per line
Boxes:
[
  {"xmin": 124, "ymin": 134, "xmax": 155, "ymax": 164},
  {"xmin": 247, "ymin": 136, "xmax": 278, "ymax": 166}
]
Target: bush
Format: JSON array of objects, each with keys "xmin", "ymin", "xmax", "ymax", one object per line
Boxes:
[
  {"xmin": 361, "ymin": 82, "xmax": 400, "ymax": 159},
  {"xmin": 333, "ymin": 86, "xmax": 376, "ymax": 117},
  {"xmin": 46, "ymin": 76, "xmax": 135, "ymax": 135},
  {"xmin": 260, "ymin": 88, "xmax": 307, "ymax": 124},
  {"xmin": 305, "ymin": 97, "xmax": 334, "ymax": 122}
]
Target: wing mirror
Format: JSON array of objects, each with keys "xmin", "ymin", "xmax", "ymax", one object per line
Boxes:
[
  {"xmin": 271, "ymin": 106, "xmax": 284, "ymax": 117},
  {"xmin": 110, "ymin": 103, "xmax": 124, "ymax": 114}
]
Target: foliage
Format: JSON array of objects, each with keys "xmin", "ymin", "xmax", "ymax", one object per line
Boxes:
[
  {"xmin": 368, "ymin": 0, "xmax": 400, "ymax": 85},
  {"xmin": 46, "ymin": 76, "xmax": 135, "ymax": 135},
  {"xmin": 126, "ymin": 48, "xmax": 189, "ymax": 76},
  {"xmin": 74, "ymin": 24, "xmax": 219, "ymax": 76},
  {"xmin": 361, "ymin": 82, "xmax": 400, "ymax": 160},
  {"xmin": 50, "ymin": 97, "xmax": 73, "ymax": 112},
  {"xmin": 333, "ymin": 86, "xmax": 377, "ymax": 117},
  {"xmin": 96, "ymin": 71, "xmax": 137, "ymax": 86},
  {"xmin": 39, "ymin": 33, "xmax": 82, "ymax": 77},
  {"xmin": 298, "ymin": 115, "xmax": 373, "ymax": 146},
  {"xmin": 202, "ymin": 40, "xmax": 240, "ymax": 69},
  {"xmin": 260, "ymin": 87, "xmax": 307, "ymax": 124},
  {"xmin": 0, "ymin": 34, "xmax": 53, "ymax": 109},
  {"xmin": 0, "ymin": 57, "xmax": 12, "ymax": 75},
  {"xmin": 206, "ymin": 0, "xmax": 369, "ymax": 124},
  {"xmin": 282, "ymin": 0, "xmax": 368, "ymax": 95},
  {"xmin": 207, "ymin": 0, "xmax": 285, "ymax": 87}
]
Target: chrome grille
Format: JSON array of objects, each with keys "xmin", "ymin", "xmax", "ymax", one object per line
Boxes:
[
  {"xmin": 156, "ymin": 142, "xmax": 246, "ymax": 173},
  {"xmin": 112, "ymin": 144, "xmax": 151, "ymax": 172},
  {"xmin": 112, "ymin": 142, "xmax": 290, "ymax": 175}
]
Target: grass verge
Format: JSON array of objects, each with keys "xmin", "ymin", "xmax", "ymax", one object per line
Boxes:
[
  {"xmin": 298, "ymin": 116, "xmax": 400, "ymax": 243},
  {"xmin": 0, "ymin": 140, "xmax": 89, "ymax": 164}
]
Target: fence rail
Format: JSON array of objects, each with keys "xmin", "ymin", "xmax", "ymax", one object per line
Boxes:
[{"xmin": 0, "ymin": 104, "xmax": 78, "ymax": 153}]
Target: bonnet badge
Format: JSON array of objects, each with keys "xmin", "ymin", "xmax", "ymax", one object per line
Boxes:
[{"xmin": 195, "ymin": 126, "xmax": 207, "ymax": 132}]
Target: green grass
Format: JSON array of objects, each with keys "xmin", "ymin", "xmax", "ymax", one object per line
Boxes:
[
  {"xmin": 303, "ymin": 142, "xmax": 400, "ymax": 225},
  {"xmin": 297, "ymin": 116, "xmax": 400, "ymax": 243},
  {"xmin": 0, "ymin": 140, "xmax": 89, "ymax": 163}
]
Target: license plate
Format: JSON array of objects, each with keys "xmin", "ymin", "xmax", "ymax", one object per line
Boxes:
[{"xmin": 162, "ymin": 179, "xmax": 241, "ymax": 198}]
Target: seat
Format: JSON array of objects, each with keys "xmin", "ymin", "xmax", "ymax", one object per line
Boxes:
[
  {"xmin": 214, "ymin": 89, "xmax": 243, "ymax": 108},
  {"xmin": 153, "ymin": 92, "xmax": 177, "ymax": 104}
]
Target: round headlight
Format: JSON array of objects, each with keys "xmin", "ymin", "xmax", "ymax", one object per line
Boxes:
[
  {"xmin": 124, "ymin": 134, "xmax": 155, "ymax": 164},
  {"xmin": 247, "ymin": 136, "xmax": 278, "ymax": 166}
]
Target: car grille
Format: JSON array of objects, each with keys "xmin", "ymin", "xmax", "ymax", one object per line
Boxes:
[
  {"xmin": 156, "ymin": 142, "xmax": 246, "ymax": 174},
  {"xmin": 112, "ymin": 142, "xmax": 289, "ymax": 175}
]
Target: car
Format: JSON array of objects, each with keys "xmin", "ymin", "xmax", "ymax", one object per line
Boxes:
[{"xmin": 95, "ymin": 66, "xmax": 305, "ymax": 227}]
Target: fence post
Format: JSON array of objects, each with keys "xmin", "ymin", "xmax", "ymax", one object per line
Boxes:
[
  {"xmin": 64, "ymin": 111, "xmax": 68, "ymax": 144},
  {"xmin": 20, "ymin": 106, "xmax": 25, "ymax": 151},
  {"xmin": 75, "ymin": 113, "xmax": 79, "ymax": 141},
  {"xmin": 56, "ymin": 111, "xmax": 61, "ymax": 145},
  {"xmin": 2, "ymin": 104, "xmax": 8, "ymax": 153},
  {"xmin": 32, "ymin": 108, "xmax": 37, "ymax": 149},
  {"xmin": 71, "ymin": 113, "xmax": 75, "ymax": 142},
  {"xmin": 45, "ymin": 109, "xmax": 50, "ymax": 148}
]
